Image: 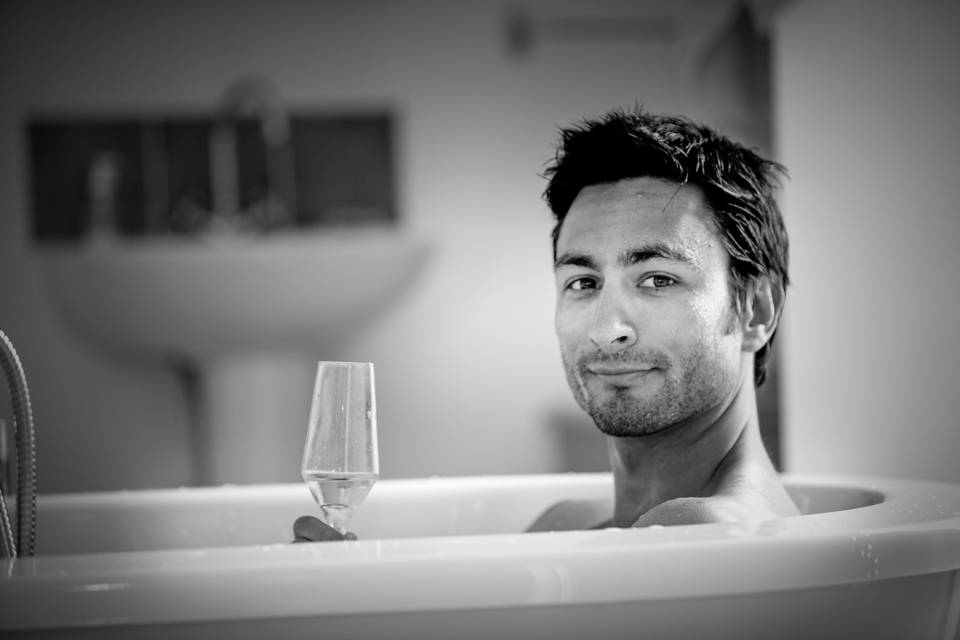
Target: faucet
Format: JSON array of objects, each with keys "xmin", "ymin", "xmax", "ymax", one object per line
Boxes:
[
  {"xmin": 0, "ymin": 330, "xmax": 37, "ymax": 558},
  {"xmin": 207, "ymin": 76, "xmax": 298, "ymax": 234}
]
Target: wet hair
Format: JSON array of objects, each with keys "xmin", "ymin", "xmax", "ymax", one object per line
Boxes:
[{"xmin": 542, "ymin": 107, "xmax": 789, "ymax": 387}]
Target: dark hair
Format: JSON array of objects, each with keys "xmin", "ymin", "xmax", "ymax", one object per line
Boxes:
[{"xmin": 542, "ymin": 107, "xmax": 789, "ymax": 387}]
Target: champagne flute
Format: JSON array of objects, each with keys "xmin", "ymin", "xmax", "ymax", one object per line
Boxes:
[{"xmin": 301, "ymin": 361, "xmax": 379, "ymax": 535}]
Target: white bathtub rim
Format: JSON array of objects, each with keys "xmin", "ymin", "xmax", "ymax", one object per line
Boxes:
[
  {"xmin": 4, "ymin": 525, "xmax": 960, "ymax": 631},
  {"xmin": 3, "ymin": 473, "xmax": 960, "ymax": 631}
]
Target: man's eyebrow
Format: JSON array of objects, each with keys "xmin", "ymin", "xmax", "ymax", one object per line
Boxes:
[
  {"xmin": 554, "ymin": 252, "xmax": 597, "ymax": 270},
  {"xmin": 620, "ymin": 243, "xmax": 693, "ymax": 266},
  {"xmin": 554, "ymin": 243, "xmax": 693, "ymax": 270}
]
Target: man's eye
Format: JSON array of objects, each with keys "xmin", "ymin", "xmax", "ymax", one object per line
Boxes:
[
  {"xmin": 567, "ymin": 277, "xmax": 599, "ymax": 291},
  {"xmin": 640, "ymin": 275, "xmax": 676, "ymax": 289}
]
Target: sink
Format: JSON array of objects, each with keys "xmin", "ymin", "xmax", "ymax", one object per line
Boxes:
[
  {"xmin": 40, "ymin": 228, "xmax": 428, "ymax": 358},
  {"xmin": 40, "ymin": 228, "xmax": 429, "ymax": 485}
]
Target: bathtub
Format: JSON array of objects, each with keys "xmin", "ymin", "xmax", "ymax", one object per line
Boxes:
[{"xmin": 2, "ymin": 473, "xmax": 960, "ymax": 639}]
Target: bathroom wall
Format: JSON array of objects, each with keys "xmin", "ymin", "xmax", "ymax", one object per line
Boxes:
[
  {"xmin": 0, "ymin": 0, "xmax": 753, "ymax": 492},
  {"xmin": 774, "ymin": 1, "xmax": 960, "ymax": 482},
  {"xmin": 6, "ymin": 0, "xmax": 954, "ymax": 493}
]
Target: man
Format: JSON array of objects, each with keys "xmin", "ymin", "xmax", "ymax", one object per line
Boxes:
[
  {"xmin": 294, "ymin": 107, "xmax": 797, "ymax": 542},
  {"xmin": 528, "ymin": 107, "xmax": 798, "ymax": 530}
]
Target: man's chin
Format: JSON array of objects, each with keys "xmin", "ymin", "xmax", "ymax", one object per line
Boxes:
[
  {"xmin": 591, "ymin": 414, "xmax": 668, "ymax": 438},
  {"xmin": 587, "ymin": 396, "xmax": 662, "ymax": 438}
]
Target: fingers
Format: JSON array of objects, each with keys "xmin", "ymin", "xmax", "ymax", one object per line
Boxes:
[
  {"xmin": 293, "ymin": 515, "xmax": 339, "ymax": 542},
  {"xmin": 291, "ymin": 515, "xmax": 357, "ymax": 543}
]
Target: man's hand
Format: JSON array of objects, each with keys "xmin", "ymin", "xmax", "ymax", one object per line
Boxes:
[{"xmin": 292, "ymin": 515, "xmax": 358, "ymax": 542}]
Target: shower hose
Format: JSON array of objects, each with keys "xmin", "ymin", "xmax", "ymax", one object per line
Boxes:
[{"xmin": 0, "ymin": 329, "xmax": 37, "ymax": 558}]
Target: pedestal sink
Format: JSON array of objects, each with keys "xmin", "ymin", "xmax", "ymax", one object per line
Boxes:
[{"xmin": 39, "ymin": 228, "xmax": 429, "ymax": 485}]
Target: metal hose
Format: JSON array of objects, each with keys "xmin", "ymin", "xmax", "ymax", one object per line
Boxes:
[
  {"xmin": 0, "ymin": 330, "xmax": 37, "ymax": 557},
  {"xmin": 0, "ymin": 484, "xmax": 14, "ymax": 557}
]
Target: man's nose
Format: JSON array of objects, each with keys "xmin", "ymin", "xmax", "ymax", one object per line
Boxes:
[{"xmin": 587, "ymin": 289, "xmax": 638, "ymax": 350}]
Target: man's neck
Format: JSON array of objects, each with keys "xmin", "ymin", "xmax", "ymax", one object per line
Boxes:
[{"xmin": 607, "ymin": 372, "xmax": 758, "ymax": 527}]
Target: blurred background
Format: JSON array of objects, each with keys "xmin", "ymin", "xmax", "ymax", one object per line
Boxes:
[{"xmin": 0, "ymin": 0, "xmax": 957, "ymax": 493}]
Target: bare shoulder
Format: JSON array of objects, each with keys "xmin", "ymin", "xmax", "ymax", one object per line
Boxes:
[
  {"xmin": 631, "ymin": 466, "xmax": 800, "ymax": 528},
  {"xmin": 526, "ymin": 499, "xmax": 612, "ymax": 532},
  {"xmin": 631, "ymin": 480, "xmax": 799, "ymax": 528},
  {"xmin": 637, "ymin": 458, "xmax": 801, "ymax": 527},
  {"xmin": 631, "ymin": 496, "xmax": 762, "ymax": 527}
]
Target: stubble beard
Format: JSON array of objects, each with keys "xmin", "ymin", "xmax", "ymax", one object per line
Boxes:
[{"xmin": 562, "ymin": 344, "xmax": 737, "ymax": 438}]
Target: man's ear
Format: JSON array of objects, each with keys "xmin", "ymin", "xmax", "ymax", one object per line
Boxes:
[{"xmin": 740, "ymin": 275, "xmax": 783, "ymax": 353}]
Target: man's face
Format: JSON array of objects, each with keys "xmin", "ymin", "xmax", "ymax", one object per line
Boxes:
[{"xmin": 554, "ymin": 177, "xmax": 746, "ymax": 437}]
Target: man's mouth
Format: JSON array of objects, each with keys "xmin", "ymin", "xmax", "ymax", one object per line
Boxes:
[{"xmin": 586, "ymin": 365, "xmax": 656, "ymax": 381}]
